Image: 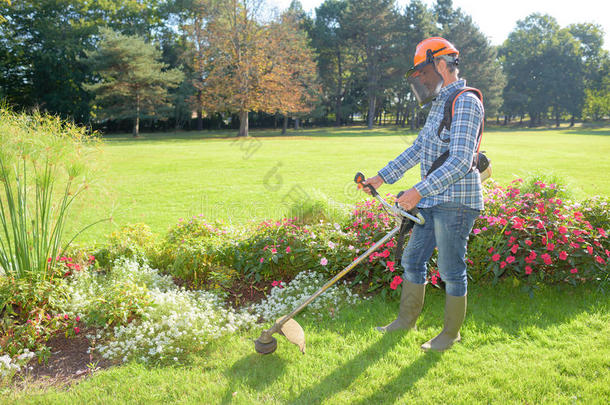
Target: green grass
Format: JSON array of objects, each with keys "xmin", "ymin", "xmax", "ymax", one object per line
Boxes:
[
  {"xmin": 8, "ymin": 283, "xmax": 609, "ymax": 404},
  {"xmin": 70, "ymin": 125, "xmax": 610, "ymax": 245}
]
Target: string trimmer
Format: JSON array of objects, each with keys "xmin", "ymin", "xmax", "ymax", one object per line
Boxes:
[{"xmin": 254, "ymin": 172, "xmax": 425, "ymax": 355}]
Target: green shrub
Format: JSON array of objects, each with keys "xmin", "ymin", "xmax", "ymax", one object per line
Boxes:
[
  {"xmin": 95, "ymin": 223, "xmax": 158, "ymax": 267},
  {"xmin": 154, "ymin": 217, "xmax": 233, "ymax": 287}
]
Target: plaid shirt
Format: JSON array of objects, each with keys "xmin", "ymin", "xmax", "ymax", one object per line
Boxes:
[{"xmin": 378, "ymin": 79, "xmax": 484, "ymax": 210}]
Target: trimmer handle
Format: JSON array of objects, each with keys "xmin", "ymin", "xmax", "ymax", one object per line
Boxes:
[
  {"xmin": 354, "ymin": 172, "xmax": 379, "ymax": 197},
  {"xmin": 395, "ymin": 191, "xmax": 421, "ymax": 218}
]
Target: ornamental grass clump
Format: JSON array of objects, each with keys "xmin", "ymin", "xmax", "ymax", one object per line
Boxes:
[
  {"xmin": 0, "ymin": 107, "xmax": 100, "ymax": 282},
  {"xmin": 469, "ymin": 179, "xmax": 609, "ymax": 285}
]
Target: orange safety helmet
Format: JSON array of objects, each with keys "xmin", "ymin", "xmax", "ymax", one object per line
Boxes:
[
  {"xmin": 406, "ymin": 37, "xmax": 460, "ymax": 105},
  {"xmin": 411, "ymin": 37, "xmax": 459, "ymax": 70}
]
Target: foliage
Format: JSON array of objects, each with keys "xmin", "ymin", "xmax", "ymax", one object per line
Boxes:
[
  {"xmin": 0, "ymin": 107, "xmax": 99, "ymax": 282},
  {"xmin": 285, "ymin": 189, "xmax": 350, "ymax": 225},
  {"xmin": 154, "ymin": 217, "xmax": 232, "ymax": 287},
  {"xmin": 468, "ymin": 179, "xmax": 609, "ymax": 287},
  {"xmin": 83, "ymin": 28, "xmax": 184, "ymax": 136},
  {"xmin": 79, "ymin": 259, "xmax": 256, "ymax": 365},
  {"xmin": 61, "ymin": 258, "xmax": 174, "ymax": 328},
  {"xmin": 251, "ymin": 270, "xmax": 361, "ymax": 321},
  {"xmin": 95, "ymin": 223, "xmax": 158, "ymax": 268},
  {"xmin": 0, "ymin": 277, "xmax": 79, "ymax": 367}
]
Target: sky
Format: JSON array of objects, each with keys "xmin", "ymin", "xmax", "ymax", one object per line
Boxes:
[{"xmin": 268, "ymin": 0, "xmax": 610, "ymax": 50}]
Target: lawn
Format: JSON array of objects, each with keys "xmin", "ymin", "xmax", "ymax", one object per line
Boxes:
[
  {"xmin": 70, "ymin": 125, "xmax": 610, "ymax": 245},
  {"xmin": 5, "ymin": 125, "xmax": 610, "ymax": 404},
  {"xmin": 8, "ymin": 283, "xmax": 609, "ymax": 404}
]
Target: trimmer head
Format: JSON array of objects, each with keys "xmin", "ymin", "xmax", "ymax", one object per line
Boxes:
[{"xmin": 254, "ymin": 317, "xmax": 306, "ymax": 355}]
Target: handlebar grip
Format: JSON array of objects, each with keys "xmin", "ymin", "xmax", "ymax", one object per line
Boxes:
[{"xmin": 354, "ymin": 172, "xmax": 378, "ymax": 197}]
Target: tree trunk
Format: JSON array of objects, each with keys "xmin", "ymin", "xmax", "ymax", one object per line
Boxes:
[
  {"xmin": 238, "ymin": 110, "xmax": 249, "ymax": 137},
  {"xmin": 555, "ymin": 109, "xmax": 560, "ymax": 128},
  {"xmin": 367, "ymin": 94, "xmax": 375, "ymax": 130},
  {"xmin": 570, "ymin": 115, "xmax": 575, "ymax": 127},
  {"xmin": 133, "ymin": 93, "xmax": 140, "ymax": 137},
  {"xmin": 335, "ymin": 50, "xmax": 343, "ymax": 127},
  {"xmin": 282, "ymin": 115, "xmax": 288, "ymax": 135},
  {"xmin": 294, "ymin": 117, "xmax": 300, "ymax": 130},
  {"xmin": 196, "ymin": 90, "xmax": 203, "ymax": 131}
]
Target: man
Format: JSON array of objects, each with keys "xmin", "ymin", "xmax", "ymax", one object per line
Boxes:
[{"xmin": 362, "ymin": 37, "xmax": 484, "ymax": 352}]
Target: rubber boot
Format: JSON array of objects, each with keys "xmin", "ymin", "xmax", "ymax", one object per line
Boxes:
[
  {"xmin": 421, "ymin": 293, "xmax": 466, "ymax": 352},
  {"xmin": 376, "ymin": 280, "xmax": 425, "ymax": 333}
]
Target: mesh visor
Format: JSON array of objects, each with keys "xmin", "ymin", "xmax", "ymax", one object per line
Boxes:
[{"xmin": 407, "ymin": 63, "xmax": 443, "ymax": 106}]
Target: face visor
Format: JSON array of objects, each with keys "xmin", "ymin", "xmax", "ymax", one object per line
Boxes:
[{"xmin": 406, "ymin": 61, "xmax": 443, "ymax": 106}]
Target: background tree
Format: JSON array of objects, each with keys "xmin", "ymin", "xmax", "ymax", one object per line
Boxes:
[
  {"xmin": 84, "ymin": 28, "xmax": 184, "ymax": 136},
  {"xmin": 200, "ymin": 0, "xmax": 318, "ymax": 136},
  {"xmin": 436, "ymin": 1, "xmax": 506, "ymax": 121},
  {"xmin": 342, "ymin": 0, "xmax": 402, "ymax": 130}
]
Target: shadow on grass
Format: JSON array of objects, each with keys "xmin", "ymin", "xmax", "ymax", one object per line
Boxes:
[{"xmin": 220, "ymin": 352, "xmax": 287, "ymax": 404}]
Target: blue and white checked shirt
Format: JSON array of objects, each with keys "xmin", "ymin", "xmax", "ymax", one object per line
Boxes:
[{"xmin": 378, "ymin": 79, "xmax": 484, "ymax": 210}]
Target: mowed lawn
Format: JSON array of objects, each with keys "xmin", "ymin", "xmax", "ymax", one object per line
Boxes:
[
  {"xmin": 71, "ymin": 125, "xmax": 610, "ymax": 244},
  {"xmin": 9, "ymin": 283, "xmax": 610, "ymax": 404}
]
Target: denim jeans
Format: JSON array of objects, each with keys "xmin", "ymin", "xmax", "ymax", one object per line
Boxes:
[{"xmin": 401, "ymin": 201, "xmax": 480, "ymax": 297}]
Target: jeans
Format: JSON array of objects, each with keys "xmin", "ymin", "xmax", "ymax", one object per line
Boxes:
[{"xmin": 401, "ymin": 201, "xmax": 480, "ymax": 297}]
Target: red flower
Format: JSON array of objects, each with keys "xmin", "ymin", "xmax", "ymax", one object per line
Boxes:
[
  {"xmin": 525, "ymin": 266, "xmax": 533, "ymax": 275},
  {"xmin": 547, "ymin": 231, "xmax": 554, "ymax": 240},
  {"xmin": 547, "ymin": 243, "xmax": 555, "ymax": 251},
  {"xmin": 559, "ymin": 251, "xmax": 568, "ymax": 260},
  {"xmin": 541, "ymin": 253, "xmax": 552, "ymax": 265},
  {"xmin": 558, "ymin": 226, "xmax": 567, "ymax": 234},
  {"xmin": 506, "ymin": 256, "xmax": 515, "ymax": 264},
  {"xmin": 492, "ymin": 254, "xmax": 500, "ymax": 262},
  {"xmin": 596, "ymin": 256, "xmax": 606, "ymax": 265},
  {"xmin": 386, "ymin": 261, "xmax": 395, "ymax": 272},
  {"xmin": 500, "ymin": 261, "xmax": 507, "ymax": 269},
  {"xmin": 525, "ymin": 240, "xmax": 533, "ymax": 246},
  {"xmin": 511, "ymin": 244, "xmax": 519, "ymax": 254},
  {"xmin": 488, "ymin": 247, "xmax": 494, "ymax": 253},
  {"xmin": 570, "ymin": 242, "xmax": 580, "ymax": 249},
  {"xmin": 598, "ymin": 228, "xmax": 607, "ymax": 238},
  {"xmin": 390, "ymin": 275, "xmax": 403, "ymax": 290},
  {"xmin": 74, "ymin": 327, "xmax": 80, "ymax": 334},
  {"xmin": 587, "ymin": 246, "xmax": 593, "ymax": 255},
  {"xmin": 430, "ymin": 275, "xmax": 438, "ymax": 285},
  {"xmin": 76, "ymin": 316, "xmax": 81, "ymax": 322},
  {"xmin": 570, "ymin": 268, "xmax": 578, "ymax": 274},
  {"xmin": 64, "ymin": 314, "xmax": 69, "ymax": 320}
]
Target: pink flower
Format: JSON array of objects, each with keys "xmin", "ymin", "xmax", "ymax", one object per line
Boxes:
[
  {"xmin": 492, "ymin": 254, "xmax": 500, "ymax": 262},
  {"xmin": 546, "ymin": 231, "xmax": 554, "ymax": 240},
  {"xmin": 558, "ymin": 226, "xmax": 567, "ymax": 234},
  {"xmin": 570, "ymin": 268, "xmax": 578, "ymax": 274},
  {"xmin": 259, "ymin": 257, "xmax": 264, "ymax": 263},
  {"xmin": 270, "ymin": 248, "xmax": 277, "ymax": 254},
  {"xmin": 473, "ymin": 228, "xmax": 481, "ymax": 235},
  {"xmin": 488, "ymin": 247, "xmax": 494, "ymax": 253},
  {"xmin": 76, "ymin": 316, "xmax": 81, "ymax": 322},
  {"xmin": 74, "ymin": 327, "xmax": 80, "ymax": 334},
  {"xmin": 541, "ymin": 253, "xmax": 552, "ymax": 265},
  {"xmin": 511, "ymin": 244, "xmax": 518, "ymax": 254},
  {"xmin": 320, "ymin": 257, "xmax": 328, "ymax": 266},
  {"xmin": 64, "ymin": 314, "xmax": 69, "ymax": 320},
  {"xmin": 570, "ymin": 242, "xmax": 580, "ymax": 249},
  {"xmin": 598, "ymin": 228, "xmax": 607, "ymax": 238},
  {"xmin": 547, "ymin": 243, "xmax": 555, "ymax": 251},
  {"xmin": 386, "ymin": 261, "xmax": 395, "ymax": 272},
  {"xmin": 559, "ymin": 251, "xmax": 568, "ymax": 260},
  {"xmin": 506, "ymin": 256, "xmax": 515, "ymax": 264},
  {"xmin": 285, "ymin": 246, "xmax": 291, "ymax": 253},
  {"xmin": 525, "ymin": 240, "xmax": 533, "ymax": 246},
  {"xmin": 500, "ymin": 261, "xmax": 507, "ymax": 269},
  {"xmin": 525, "ymin": 266, "xmax": 532, "ymax": 275},
  {"xmin": 587, "ymin": 246, "xmax": 593, "ymax": 255},
  {"xmin": 596, "ymin": 256, "xmax": 606, "ymax": 264}
]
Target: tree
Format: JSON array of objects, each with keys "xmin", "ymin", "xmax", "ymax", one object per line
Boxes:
[
  {"xmin": 84, "ymin": 28, "xmax": 184, "ymax": 136},
  {"xmin": 342, "ymin": 0, "xmax": 402, "ymax": 130},
  {"xmin": 199, "ymin": 0, "xmax": 318, "ymax": 136},
  {"xmin": 435, "ymin": 1, "xmax": 505, "ymax": 121}
]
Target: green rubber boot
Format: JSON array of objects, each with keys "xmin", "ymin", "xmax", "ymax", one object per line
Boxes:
[
  {"xmin": 421, "ymin": 293, "xmax": 466, "ymax": 352},
  {"xmin": 376, "ymin": 280, "xmax": 425, "ymax": 333}
]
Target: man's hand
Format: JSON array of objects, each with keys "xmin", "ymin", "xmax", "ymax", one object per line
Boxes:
[
  {"xmin": 362, "ymin": 175, "xmax": 384, "ymax": 195},
  {"xmin": 396, "ymin": 188, "xmax": 422, "ymax": 211}
]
